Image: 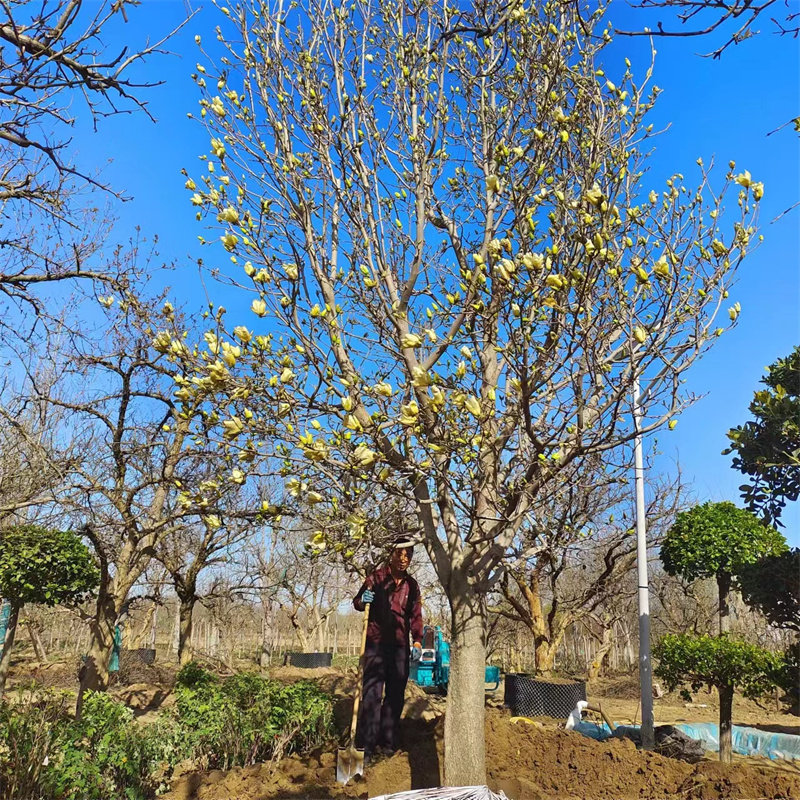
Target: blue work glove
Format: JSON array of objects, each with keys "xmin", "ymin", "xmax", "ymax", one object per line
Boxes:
[{"xmin": 361, "ymin": 589, "xmax": 375, "ymax": 605}]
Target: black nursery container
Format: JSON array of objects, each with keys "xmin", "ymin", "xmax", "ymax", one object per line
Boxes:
[
  {"xmin": 283, "ymin": 652, "xmax": 333, "ymax": 669},
  {"xmin": 504, "ymin": 673, "xmax": 586, "ymax": 718}
]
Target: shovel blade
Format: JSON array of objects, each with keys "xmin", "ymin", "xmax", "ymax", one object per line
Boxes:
[{"xmin": 336, "ymin": 744, "xmax": 365, "ymax": 784}]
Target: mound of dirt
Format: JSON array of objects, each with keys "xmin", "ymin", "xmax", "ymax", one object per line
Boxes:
[{"xmin": 166, "ymin": 708, "xmax": 800, "ymax": 800}]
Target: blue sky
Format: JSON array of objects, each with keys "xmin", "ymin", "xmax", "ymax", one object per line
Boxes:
[{"xmin": 71, "ymin": 0, "xmax": 799, "ymax": 541}]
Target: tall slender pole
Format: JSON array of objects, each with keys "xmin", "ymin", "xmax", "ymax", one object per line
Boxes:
[{"xmin": 633, "ymin": 374, "xmax": 655, "ymax": 749}]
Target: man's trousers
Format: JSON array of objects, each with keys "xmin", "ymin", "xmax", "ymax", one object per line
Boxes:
[{"xmin": 356, "ymin": 641, "xmax": 409, "ymax": 754}]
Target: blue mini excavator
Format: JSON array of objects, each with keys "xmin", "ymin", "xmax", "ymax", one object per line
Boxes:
[{"xmin": 409, "ymin": 625, "xmax": 500, "ymax": 694}]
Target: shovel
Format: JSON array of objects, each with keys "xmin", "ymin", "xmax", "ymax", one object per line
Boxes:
[{"xmin": 337, "ymin": 601, "xmax": 371, "ymax": 783}]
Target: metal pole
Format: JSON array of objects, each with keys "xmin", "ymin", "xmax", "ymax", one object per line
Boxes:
[{"xmin": 633, "ymin": 374, "xmax": 655, "ymax": 750}]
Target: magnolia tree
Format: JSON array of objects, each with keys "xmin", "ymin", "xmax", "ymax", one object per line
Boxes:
[
  {"xmin": 31, "ymin": 293, "xmax": 260, "ymax": 713},
  {"xmin": 182, "ymin": 0, "xmax": 761, "ymax": 782}
]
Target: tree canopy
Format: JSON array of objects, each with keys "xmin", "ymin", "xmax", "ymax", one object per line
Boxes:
[
  {"xmin": 725, "ymin": 346, "xmax": 800, "ymax": 526},
  {"xmin": 0, "ymin": 524, "xmax": 98, "ymax": 607}
]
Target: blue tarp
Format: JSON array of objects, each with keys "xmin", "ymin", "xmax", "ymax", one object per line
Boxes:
[{"xmin": 569, "ymin": 720, "xmax": 800, "ymax": 761}]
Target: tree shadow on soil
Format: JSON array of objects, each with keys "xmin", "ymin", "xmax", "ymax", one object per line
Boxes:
[{"xmin": 400, "ymin": 716, "xmax": 441, "ymax": 789}]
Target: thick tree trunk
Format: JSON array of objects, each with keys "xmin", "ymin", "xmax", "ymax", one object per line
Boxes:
[
  {"xmin": 0, "ymin": 603, "xmax": 21, "ymax": 693},
  {"xmin": 588, "ymin": 624, "xmax": 614, "ymax": 680},
  {"xmin": 719, "ymin": 683, "xmax": 734, "ymax": 763},
  {"xmin": 718, "ymin": 572, "xmax": 731, "ymax": 635},
  {"xmin": 76, "ymin": 590, "xmax": 117, "ymax": 717},
  {"xmin": 178, "ymin": 596, "xmax": 196, "ymax": 666},
  {"xmin": 444, "ymin": 573, "xmax": 487, "ymax": 786}
]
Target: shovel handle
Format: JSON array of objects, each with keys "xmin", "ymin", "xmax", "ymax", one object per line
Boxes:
[{"xmin": 349, "ymin": 601, "xmax": 371, "ymax": 743}]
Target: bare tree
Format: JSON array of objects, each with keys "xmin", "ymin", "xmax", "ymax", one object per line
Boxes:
[
  {"xmin": 185, "ymin": 0, "xmax": 761, "ymax": 782},
  {"xmin": 0, "ymin": 0, "xmax": 189, "ymax": 334},
  {"xmin": 616, "ymin": 0, "xmax": 800, "ymax": 59},
  {"xmin": 0, "ymin": 366, "xmax": 81, "ymax": 523},
  {"xmin": 494, "ymin": 457, "xmax": 687, "ymax": 674},
  {"xmin": 157, "ymin": 499, "xmax": 255, "ymax": 666}
]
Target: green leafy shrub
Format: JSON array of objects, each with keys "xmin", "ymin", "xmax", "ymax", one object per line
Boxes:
[
  {"xmin": 0, "ymin": 668, "xmax": 332, "ymax": 798},
  {"xmin": 44, "ymin": 691, "xmax": 180, "ymax": 800},
  {"xmin": 174, "ymin": 663, "xmax": 332, "ymax": 770},
  {"xmin": 0, "ymin": 687, "xmax": 71, "ymax": 800},
  {"xmin": 654, "ymin": 633, "xmax": 785, "ymax": 762}
]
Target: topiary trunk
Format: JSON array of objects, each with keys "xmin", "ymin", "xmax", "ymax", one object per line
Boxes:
[
  {"xmin": 719, "ymin": 683, "xmax": 734, "ymax": 763},
  {"xmin": 0, "ymin": 603, "xmax": 21, "ymax": 694}
]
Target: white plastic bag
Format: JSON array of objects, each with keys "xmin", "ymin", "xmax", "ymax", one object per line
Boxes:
[{"xmin": 370, "ymin": 787, "xmax": 509, "ymax": 800}]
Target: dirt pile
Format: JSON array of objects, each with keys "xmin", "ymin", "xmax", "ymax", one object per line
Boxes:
[{"xmin": 166, "ymin": 708, "xmax": 800, "ymax": 800}]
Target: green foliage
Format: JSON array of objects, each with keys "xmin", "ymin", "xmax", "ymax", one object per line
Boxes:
[
  {"xmin": 0, "ymin": 668, "xmax": 333, "ymax": 799},
  {"xmin": 0, "ymin": 687, "xmax": 71, "ymax": 800},
  {"xmin": 0, "ymin": 525, "xmax": 99, "ymax": 608},
  {"xmin": 174, "ymin": 663, "xmax": 333, "ymax": 770},
  {"xmin": 44, "ymin": 691, "xmax": 180, "ymax": 800},
  {"xmin": 737, "ymin": 548, "xmax": 800, "ymax": 632},
  {"xmin": 654, "ymin": 633, "xmax": 785, "ymax": 699},
  {"xmin": 725, "ymin": 347, "xmax": 800, "ymax": 525},
  {"xmin": 660, "ymin": 501, "xmax": 787, "ymax": 582}
]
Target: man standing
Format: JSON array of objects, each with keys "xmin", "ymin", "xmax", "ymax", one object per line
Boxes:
[{"xmin": 353, "ymin": 537, "xmax": 423, "ymax": 759}]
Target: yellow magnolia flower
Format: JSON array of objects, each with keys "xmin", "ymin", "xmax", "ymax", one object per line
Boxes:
[
  {"xmin": 341, "ymin": 395, "xmax": 354, "ymax": 411},
  {"xmin": 374, "ymin": 381, "xmax": 393, "ymax": 397},
  {"xmin": 668, "ymin": 420, "xmax": 678, "ymax": 430},
  {"xmin": 752, "ymin": 182, "xmax": 764, "ymax": 201},
  {"xmin": 545, "ymin": 274, "xmax": 565, "ymax": 290},
  {"xmin": 307, "ymin": 491, "xmax": 324, "ymax": 505},
  {"xmin": 344, "ymin": 414, "xmax": 362, "ymax": 432},
  {"xmin": 204, "ymin": 515, "xmax": 222, "ymax": 529},
  {"xmin": 711, "ymin": 240, "xmax": 727, "ymax": 257},
  {"xmin": 284, "ymin": 263, "xmax": 299, "ymax": 280},
  {"xmin": 411, "ymin": 366, "xmax": 433, "ymax": 388},
  {"xmin": 486, "ymin": 175, "xmax": 501, "ymax": 193},
  {"xmin": 401, "ymin": 333, "xmax": 424, "ymax": 348},
  {"xmin": 210, "ymin": 96, "xmax": 226, "ymax": 117},
  {"xmin": 584, "ymin": 186, "xmax": 603, "ymax": 207},
  {"xmin": 251, "ymin": 299, "xmax": 267, "ymax": 317},
  {"xmin": 233, "ymin": 326, "xmax": 252, "ymax": 343},
  {"xmin": 633, "ymin": 326, "xmax": 647, "ymax": 344},
  {"xmin": 522, "ymin": 252, "xmax": 544, "ymax": 270},
  {"xmin": 286, "ymin": 478, "xmax": 303, "ymax": 497},
  {"xmin": 230, "ymin": 469, "xmax": 245, "ymax": 485},
  {"xmin": 280, "ymin": 368, "xmax": 295, "ymax": 383},
  {"xmin": 464, "ymin": 395, "xmax": 481, "ymax": 417},
  {"xmin": 728, "ymin": 302, "xmax": 741, "ymax": 321},
  {"xmin": 652, "ymin": 258, "xmax": 670, "ymax": 278},
  {"xmin": 353, "ymin": 443, "xmax": 378, "ymax": 467},
  {"xmin": 221, "ymin": 233, "xmax": 238, "ymax": 251},
  {"xmin": 399, "ymin": 401, "xmax": 419, "ymax": 426},
  {"xmin": 222, "ymin": 416, "xmax": 244, "ymax": 438},
  {"xmin": 734, "ymin": 171, "xmax": 752, "ymax": 188},
  {"xmin": 429, "ymin": 385, "xmax": 445, "ymax": 410},
  {"xmin": 218, "ymin": 206, "xmax": 239, "ymax": 224},
  {"xmin": 211, "ymin": 138, "xmax": 226, "ymax": 158}
]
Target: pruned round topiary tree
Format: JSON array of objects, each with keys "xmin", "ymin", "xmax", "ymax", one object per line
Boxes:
[
  {"xmin": 654, "ymin": 633, "xmax": 785, "ymax": 763},
  {"xmin": 660, "ymin": 501, "xmax": 787, "ymax": 633},
  {"xmin": 0, "ymin": 525, "xmax": 99, "ymax": 692}
]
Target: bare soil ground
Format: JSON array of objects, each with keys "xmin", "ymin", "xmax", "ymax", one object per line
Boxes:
[
  {"xmin": 161, "ymin": 668, "xmax": 800, "ymax": 800},
  {"xmin": 12, "ymin": 660, "xmax": 800, "ymax": 799}
]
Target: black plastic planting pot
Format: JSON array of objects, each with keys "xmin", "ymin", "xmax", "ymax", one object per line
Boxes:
[{"xmin": 504, "ymin": 673, "xmax": 587, "ymax": 718}]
